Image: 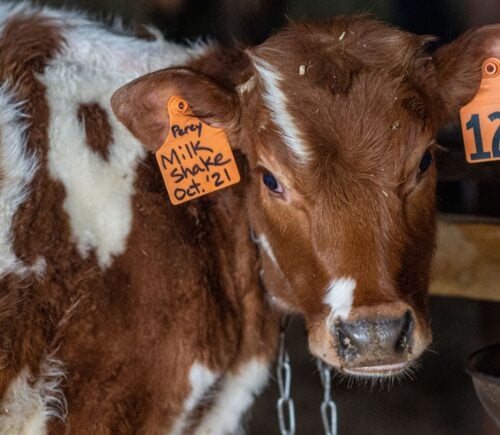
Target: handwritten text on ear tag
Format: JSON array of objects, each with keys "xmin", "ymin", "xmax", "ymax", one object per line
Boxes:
[
  {"xmin": 155, "ymin": 96, "xmax": 240, "ymax": 205},
  {"xmin": 460, "ymin": 57, "xmax": 500, "ymax": 163}
]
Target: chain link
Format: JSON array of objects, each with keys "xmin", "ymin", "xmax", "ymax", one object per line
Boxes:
[
  {"xmin": 275, "ymin": 319, "xmax": 338, "ymax": 435},
  {"xmin": 317, "ymin": 360, "xmax": 338, "ymax": 435},
  {"xmin": 276, "ymin": 318, "xmax": 296, "ymax": 435}
]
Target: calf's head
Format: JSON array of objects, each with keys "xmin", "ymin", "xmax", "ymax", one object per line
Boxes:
[{"xmin": 112, "ymin": 17, "xmax": 500, "ymax": 377}]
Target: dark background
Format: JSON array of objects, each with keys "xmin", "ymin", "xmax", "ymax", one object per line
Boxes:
[{"xmin": 38, "ymin": 1, "xmax": 500, "ymax": 434}]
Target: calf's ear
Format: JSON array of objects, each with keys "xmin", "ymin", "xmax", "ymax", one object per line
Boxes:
[
  {"xmin": 433, "ymin": 24, "xmax": 500, "ymax": 124},
  {"xmin": 111, "ymin": 68, "xmax": 239, "ymax": 152}
]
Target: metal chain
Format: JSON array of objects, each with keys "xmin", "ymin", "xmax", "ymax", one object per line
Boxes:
[
  {"xmin": 317, "ymin": 360, "xmax": 338, "ymax": 435},
  {"xmin": 276, "ymin": 317, "xmax": 296, "ymax": 435}
]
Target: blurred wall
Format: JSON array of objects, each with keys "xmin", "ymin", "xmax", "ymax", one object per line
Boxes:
[{"xmin": 40, "ymin": 0, "xmax": 500, "ymax": 45}]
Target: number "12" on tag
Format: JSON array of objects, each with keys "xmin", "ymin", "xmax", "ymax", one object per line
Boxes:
[{"xmin": 460, "ymin": 57, "xmax": 500, "ymax": 163}]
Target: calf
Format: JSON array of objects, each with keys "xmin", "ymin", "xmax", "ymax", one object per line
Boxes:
[{"xmin": 0, "ymin": 1, "xmax": 498, "ymax": 433}]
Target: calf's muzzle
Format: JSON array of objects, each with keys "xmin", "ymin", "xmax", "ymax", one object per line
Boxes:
[{"xmin": 332, "ymin": 305, "xmax": 417, "ymax": 375}]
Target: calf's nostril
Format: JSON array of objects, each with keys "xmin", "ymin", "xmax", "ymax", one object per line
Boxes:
[
  {"xmin": 336, "ymin": 322, "xmax": 359, "ymax": 360},
  {"xmin": 395, "ymin": 310, "xmax": 414, "ymax": 353}
]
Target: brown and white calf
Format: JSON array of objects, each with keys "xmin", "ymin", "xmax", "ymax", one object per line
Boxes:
[{"xmin": 0, "ymin": 1, "xmax": 498, "ymax": 433}]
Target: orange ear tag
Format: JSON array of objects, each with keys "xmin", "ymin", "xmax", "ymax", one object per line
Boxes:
[
  {"xmin": 460, "ymin": 57, "xmax": 500, "ymax": 163},
  {"xmin": 155, "ymin": 96, "xmax": 240, "ymax": 205}
]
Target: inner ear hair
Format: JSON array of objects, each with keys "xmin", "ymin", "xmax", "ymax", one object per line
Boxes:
[
  {"xmin": 433, "ymin": 24, "xmax": 500, "ymax": 125},
  {"xmin": 111, "ymin": 67, "xmax": 239, "ymax": 152}
]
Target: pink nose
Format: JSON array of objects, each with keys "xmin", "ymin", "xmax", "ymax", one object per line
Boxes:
[{"xmin": 333, "ymin": 309, "xmax": 414, "ymax": 366}]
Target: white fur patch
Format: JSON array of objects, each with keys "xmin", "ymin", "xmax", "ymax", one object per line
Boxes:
[
  {"xmin": 0, "ymin": 356, "xmax": 67, "ymax": 435},
  {"xmin": 236, "ymin": 75, "xmax": 256, "ymax": 95},
  {"xmin": 0, "ymin": 85, "xmax": 46, "ymax": 279},
  {"xmin": 169, "ymin": 362, "xmax": 218, "ymax": 435},
  {"xmin": 251, "ymin": 56, "xmax": 311, "ymax": 163},
  {"xmin": 39, "ymin": 8, "xmax": 208, "ymax": 268},
  {"xmin": 324, "ymin": 277, "xmax": 356, "ymax": 319},
  {"xmin": 194, "ymin": 359, "xmax": 269, "ymax": 435},
  {"xmin": 257, "ymin": 233, "xmax": 279, "ymax": 267}
]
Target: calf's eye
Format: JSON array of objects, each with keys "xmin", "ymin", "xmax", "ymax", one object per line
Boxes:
[
  {"xmin": 418, "ymin": 149, "xmax": 433, "ymax": 174},
  {"xmin": 262, "ymin": 171, "xmax": 284, "ymax": 194}
]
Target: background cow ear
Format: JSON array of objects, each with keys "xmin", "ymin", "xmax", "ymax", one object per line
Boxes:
[
  {"xmin": 432, "ymin": 24, "xmax": 500, "ymax": 125},
  {"xmin": 111, "ymin": 67, "xmax": 239, "ymax": 152}
]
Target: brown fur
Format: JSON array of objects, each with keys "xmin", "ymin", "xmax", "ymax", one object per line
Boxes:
[
  {"xmin": 236, "ymin": 18, "xmax": 442, "ymax": 364},
  {"xmin": 0, "ymin": 10, "xmax": 277, "ymax": 434},
  {"xmin": 0, "ymin": 13, "xmax": 68, "ymax": 400},
  {"xmin": 236, "ymin": 18, "xmax": 498, "ymax": 365},
  {"xmin": 46, "ymin": 156, "xmax": 277, "ymax": 434},
  {"xmin": 77, "ymin": 103, "xmax": 113, "ymax": 160},
  {"xmin": 1, "ymin": 8, "xmax": 499, "ymax": 435}
]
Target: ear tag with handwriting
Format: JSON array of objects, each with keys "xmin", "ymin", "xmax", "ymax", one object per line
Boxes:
[
  {"xmin": 155, "ymin": 96, "xmax": 240, "ymax": 205},
  {"xmin": 460, "ymin": 57, "xmax": 500, "ymax": 163}
]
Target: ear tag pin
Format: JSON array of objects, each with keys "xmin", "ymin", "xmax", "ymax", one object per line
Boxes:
[
  {"xmin": 460, "ymin": 57, "xmax": 500, "ymax": 163},
  {"xmin": 155, "ymin": 96, "xmax": 240, "ymax": 205}
]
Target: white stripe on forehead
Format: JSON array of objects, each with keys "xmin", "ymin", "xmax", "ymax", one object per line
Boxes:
[{"xmin": 251, "ymin": 56, "xmax": 312, "ymax": 164}]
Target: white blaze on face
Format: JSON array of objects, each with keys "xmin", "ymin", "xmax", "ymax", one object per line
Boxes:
[
  {"xmin": 169, "ymin": 362, "xmax": 218, "ymax": 435},
  {"xmin": 324, "ymin": 277, "xmax": 356, "ymax": 320},
  {"xmin": 251, "ymin": 55, "xmax": 312, "ymax": 164}
]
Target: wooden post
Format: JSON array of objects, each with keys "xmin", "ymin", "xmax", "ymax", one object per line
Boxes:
[{"xmin": 431, "ymin": 215, "xmax": 500, "ymax": 302}]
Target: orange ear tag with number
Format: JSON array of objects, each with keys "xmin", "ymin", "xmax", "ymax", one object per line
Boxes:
[
  {"xmin": 460, "ymin": 57, "xmax": 500, "ymax": 163},
  {"xmin": 155, "ymin": 96, "xmax": 240, "ymax": 205}
]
